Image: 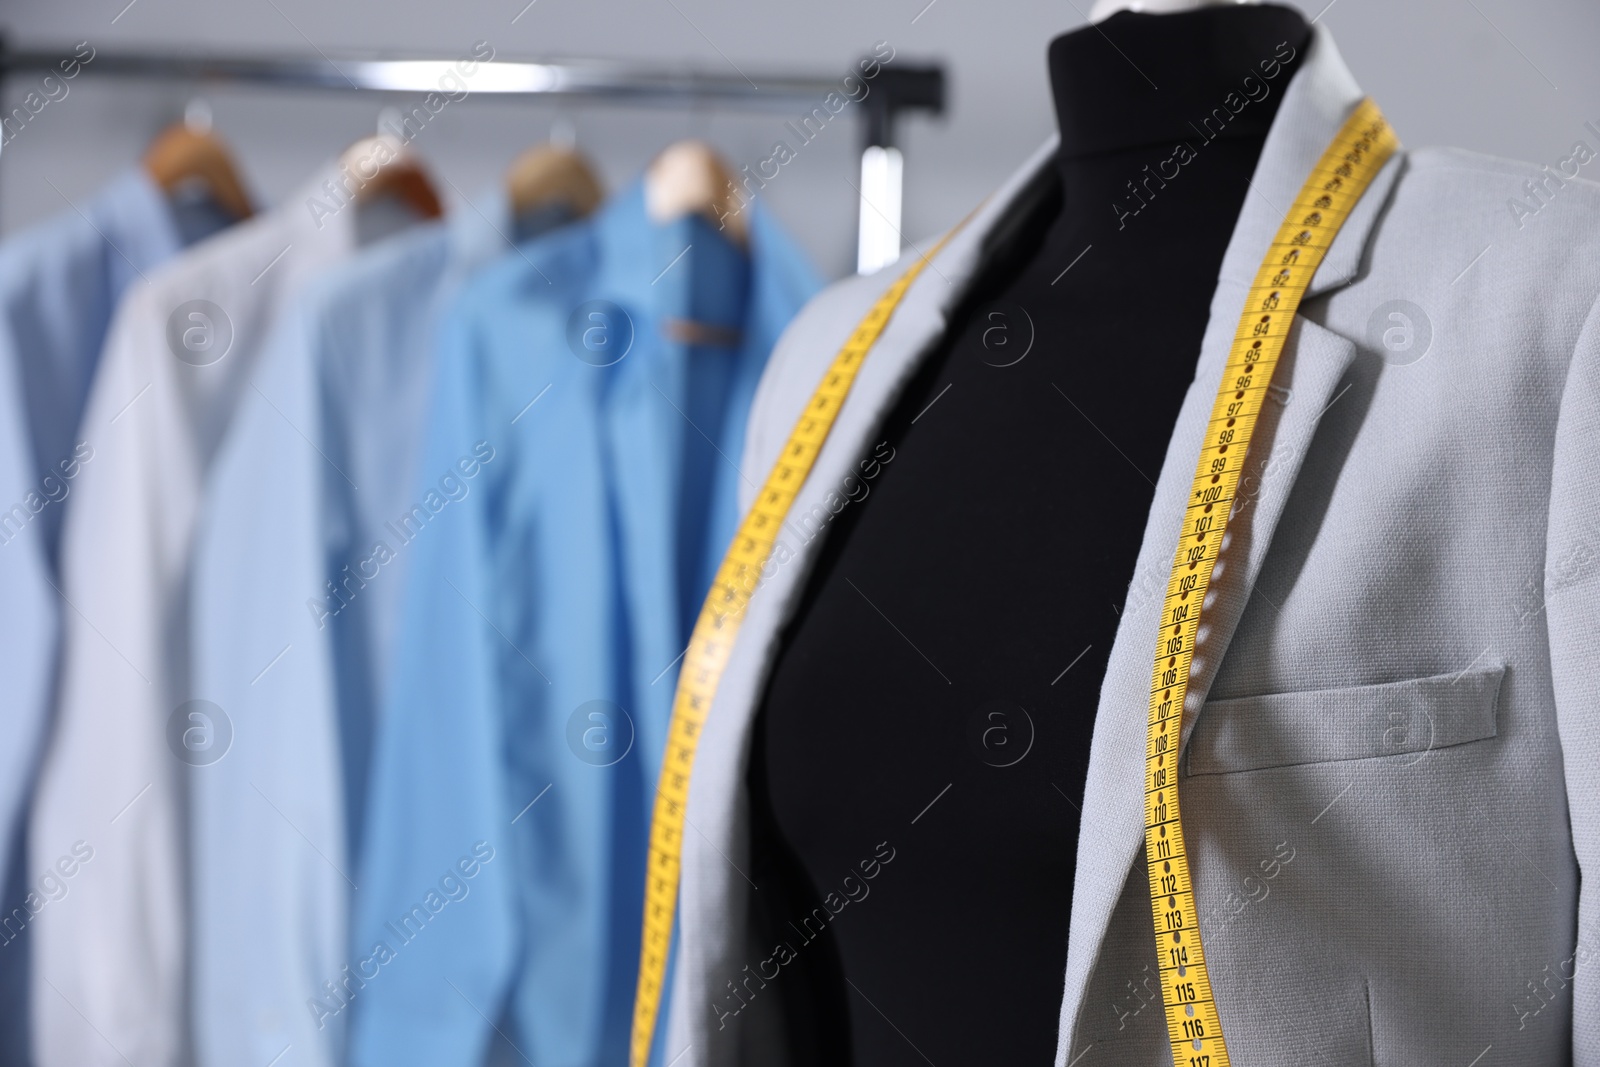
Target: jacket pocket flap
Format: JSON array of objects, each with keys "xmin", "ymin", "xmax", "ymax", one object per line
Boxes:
[{"xmin": 1185, "ymin": 665, "xmax": 1505, "ymax": 776}]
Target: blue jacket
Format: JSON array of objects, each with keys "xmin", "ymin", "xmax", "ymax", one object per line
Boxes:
[{"xmin": 349, "ymin": 185, "xmax": 819, "ymax": 1067}]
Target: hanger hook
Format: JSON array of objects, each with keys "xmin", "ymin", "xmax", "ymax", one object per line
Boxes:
[
  {"xmin": 184, "ymin": 97, "xmax": 213, "ymax": 133},
  {"xmin": 377, "ymin": 105, "xmax": 404, "ymax": 140},
  {"xmin": 550, "ymin": 115, "xmax": 577, "ymax": 150}
]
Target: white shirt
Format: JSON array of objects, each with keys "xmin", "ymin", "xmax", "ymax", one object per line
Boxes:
[
  {"xmin": 28, "ymin": 164, "xmax": 356, "ymax": 1067},
  {"xmin": 187, "ymin": 196, "xmax": 510, "ymax": 1067}
]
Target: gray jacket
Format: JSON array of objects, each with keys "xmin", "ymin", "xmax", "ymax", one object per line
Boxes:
[{"xmin": 666, "ymin": 23, "xmax": 1600, "ymax": 1066}]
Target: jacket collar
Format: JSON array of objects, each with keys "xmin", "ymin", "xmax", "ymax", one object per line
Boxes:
[{"xmin": 1213, "ymin": 24, "xmax": 1400, "ymax": 306}]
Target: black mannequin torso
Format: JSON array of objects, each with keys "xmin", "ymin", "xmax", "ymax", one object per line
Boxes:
[{"xmin": 748, "ymin": 7, "xmax": 1310, "ymax": 1063}]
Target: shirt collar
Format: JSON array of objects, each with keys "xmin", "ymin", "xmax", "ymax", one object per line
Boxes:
[
  {"xmin": 91, "ymin": 167, "xmax": 187, "ymax": 292},
  {"xmin": 589, "ymin": 179, "xmax": 755, "ymax": 301},
  {"xmin": 291, "ymin": 158, "xmax": 371, "ymax": 260},
  {"xmin": 450, "ymin": 185, "xmax": 517, "ymax": 274}
]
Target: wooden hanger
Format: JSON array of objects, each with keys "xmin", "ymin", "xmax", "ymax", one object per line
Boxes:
[
  {"xmin": 143, "ymin": 120, "xmax": 254, "ymax": 222},
  {"xmin": 339, "ymin": 134, "xmax": 443, "ymax": 221},
  {"xmin": 644, "ymin": 140, "xmax": 748, "ymax": 249},
  {"xmin": 506, "ymin": 143, "xmax": 605, "ymax": 221},
  {"xmin": 646, "ymin": 140, "xmax": 749, "ymax": 349}
]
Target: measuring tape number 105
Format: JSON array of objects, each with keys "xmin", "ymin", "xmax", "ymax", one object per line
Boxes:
[
  {"xmin": 629, "ymin": 97, "xmax": 1398, "ymax": 1067},
  {"xmin": 1142, "ymin": 97, "xmax": 1396, "ymax": 1067}
]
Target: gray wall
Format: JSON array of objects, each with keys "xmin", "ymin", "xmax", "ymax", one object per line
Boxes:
[{"xmin": 3, "ymin": 0, "xmax": 1597, "ymax": 279}]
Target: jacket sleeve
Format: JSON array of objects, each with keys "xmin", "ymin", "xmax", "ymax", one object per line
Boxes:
[
  {"xmin": 1549, "ymin": 292, "xmax": 1600, "ymax": 1065},
  {"xmin": 347, "ymin": 303, "xmax": 517, "ymax": 1066}
]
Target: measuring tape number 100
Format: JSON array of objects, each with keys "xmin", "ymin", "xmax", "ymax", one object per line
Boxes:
[
  {"xmin": 1142, "ymin": 97, "xmax": 1396, "ymax": 1067},
  {"xmin": 629, "ymin": 97, "xmax": 1398, "ymax": 1067}
]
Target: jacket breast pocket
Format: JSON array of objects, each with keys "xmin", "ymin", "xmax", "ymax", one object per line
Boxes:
[{"xmin": 1184, "ymin": 665, "xmax": 1505, "ymax": 776}]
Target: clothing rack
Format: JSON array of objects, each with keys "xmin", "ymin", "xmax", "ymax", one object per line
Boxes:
[{"xmin": 0, "ymin": 39, "xmax": 946, "ymax": 272}]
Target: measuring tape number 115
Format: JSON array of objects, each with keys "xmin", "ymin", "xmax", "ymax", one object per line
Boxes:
[
  {"xmin": 1143, "ymin": 97, "xmax": 1396, "ymax": 1067},
  {"xmin": 629, "ymin": 98, "xmax": 1397, "ymax": 1067}
]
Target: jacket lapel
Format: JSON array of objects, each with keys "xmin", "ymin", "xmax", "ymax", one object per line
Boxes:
[
  {"xmin": 671, "ymin": 137, "xmax": 1065, "ymax": 1066},
  {"xmin": 1057, "ymin": 24, "xmax": 1405, "ymax": 1060}
]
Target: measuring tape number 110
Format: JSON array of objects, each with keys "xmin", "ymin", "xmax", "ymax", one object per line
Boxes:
[
  {"xmin": 1142, "ymin": 96, "xmax": 1396, "ymax": 1067},
  {"xmin": 629, "ymin": 97, "xmax": 1397, "ymax": 1067}
]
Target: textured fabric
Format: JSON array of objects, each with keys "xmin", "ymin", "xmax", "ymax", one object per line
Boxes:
[
  {"xmin": 28, "ymin": 166, "xmax": 356, "ymax": 1067},
  {"xmin": 750, "ymin": 10, "xmax": 1308, "ymax": 1064},
  {"xmin": 665, "ymin": 22, "xmax": 1600, "ymax": 1067},
  {"xmin": 1548, "ymin": 254, "xmax": 1600, "ymax": 1065},
  {"xmin": 349, "ymin": 185, "xmax": 818, "ymax": 1067},
  {"xmin": 187, "ymin": 195, "xmax": 515, "ymax": 1067},
  {"xmin": 1186, "ymin": 665, "xmax": 1505, "ymax": 775},
  {"xmin": 0, "ymin": 169, "xmax": 201, "ymax": 1065}
]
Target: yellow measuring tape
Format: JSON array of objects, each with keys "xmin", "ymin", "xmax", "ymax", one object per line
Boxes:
[
  {"xmin": 1142, "ymin": 97, "xmax": 1395, "ymax": 1067},
  {"xmin": 629, "ymin": 98, "xmax": 1396, "ymax": 1067},
  {"xmin": 628, "ymin": 226, "xmax": 962, "ymax": 1067}
]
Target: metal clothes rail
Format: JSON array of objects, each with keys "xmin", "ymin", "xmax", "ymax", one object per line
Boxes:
[{"xmin": 0, "ymin": 40, "xmax": 946, "ymax": 271}]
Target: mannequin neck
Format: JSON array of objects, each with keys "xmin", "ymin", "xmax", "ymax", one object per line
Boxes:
[
  {"xmin": 1087, "ymin": 0, "xmax": 1258, "ymax": 24},
  {"xmin": 1049, "ymin": 3, "xmax": 1311, "ymax": 163}
]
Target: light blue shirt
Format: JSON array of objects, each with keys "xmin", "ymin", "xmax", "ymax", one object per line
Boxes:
[
  {"xmin": 349, "ymin": 185, "xmax": 820, "ymax": 1067},
  {"xmin": 187, "ymin": 195, "xmax": 515, "ymax": 1067},
  {"xmin": 0, "ymin": 169, "xmax": 208, "ymax": 1065}
]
